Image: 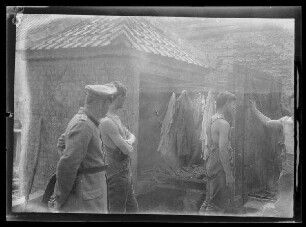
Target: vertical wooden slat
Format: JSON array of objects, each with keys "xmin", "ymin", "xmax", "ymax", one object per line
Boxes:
[{"xmin": 241, "ymin": 71, "xmax": 249, "ymax": 204}]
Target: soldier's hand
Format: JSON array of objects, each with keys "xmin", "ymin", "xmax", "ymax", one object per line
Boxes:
[
  {"xmin": 48, "ymin": 196, "xmax": 60, "ymax": 213},
  {"xmin": 249, "ymin": 99, "xmax": 256, "ymax": 110},
  {"xmin": 126, "ymin": 138, "xmax": 135, "ymax": 146},
  {"xmin": 125, "ymin": 142, "xmax": 134, "ymax": 153},
  {"xmin": 57, "ymin": 149, "xmax": 64, "ymax": 157},
  {"xmin": 226, "ymin": 174, "xmax": 235, "ymax": 187}
]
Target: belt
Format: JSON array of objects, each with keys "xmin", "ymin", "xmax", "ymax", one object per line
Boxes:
[
  {"xmin": 107, "ymin": 169, "xmax": 130, "ymax": 178},
  {"xmin": 77, "ymin": 165, "xmax": 108, "ymax": 175}
]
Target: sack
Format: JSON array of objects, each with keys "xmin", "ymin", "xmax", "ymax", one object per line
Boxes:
[
  {"xmin": 41, "ymin": 165, "xmax": 108, "ymax": 207},
  {"xmin": 41, "ymin": 173, "xmax": 57, "ymax": 206}
]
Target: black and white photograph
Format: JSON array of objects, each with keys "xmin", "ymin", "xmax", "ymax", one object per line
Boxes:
[{"xmin": 7, "ymin": 6, "xmax": 301, "ymax": 222}]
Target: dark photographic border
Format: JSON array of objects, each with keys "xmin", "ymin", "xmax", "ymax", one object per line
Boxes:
[{"xmin": 6, "ymin": 6, "xmax": 302, "ymax": 223}]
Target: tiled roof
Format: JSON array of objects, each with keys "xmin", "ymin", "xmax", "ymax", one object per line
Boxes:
[
  {"xmin": 27, "ymin": 16, "xmax": 204, "ymax": 67},
  {"xmin": 17, "ymin": 14, "xmax": 73, "ymax": 41},
  {"xmin": 16, "ymin": 14, "xmax": 93, "ymax": 50}
]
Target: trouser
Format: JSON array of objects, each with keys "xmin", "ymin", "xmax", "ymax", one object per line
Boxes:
[
  {"xmin": 199, "ymin": 170, "xmax": 230, "ymax": 215},
  {"xmin": 107, "ymin": 172, "xmax": 138, "ymax": 214},
  {"xmin": 274, "ymin": 171, "xmax": 294, "ymax": 217},
  {"xmin": 274, "ymin": 153, "xmax": 294, "ymax": 218}
]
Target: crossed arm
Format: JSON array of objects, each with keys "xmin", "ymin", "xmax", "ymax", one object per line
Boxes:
[
  {"xmin": 100, "ymin": 119, "xmax": 134, "ymax": 155},
  {"xmin": 124, "ymin": 127, "xmax": 136, "ymax": 146}
]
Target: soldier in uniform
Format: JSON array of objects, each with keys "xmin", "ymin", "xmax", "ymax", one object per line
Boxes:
[{"xmin": 52, "ymin": 84, "xmax": 117, "ymax": 213}]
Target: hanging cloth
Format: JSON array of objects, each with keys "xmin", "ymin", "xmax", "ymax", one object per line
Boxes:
[
  {"xmin": 201, "ymin": 93, "xmax": 206, "ymax": 113},
  {"xmin": 196, "ymin": 93, "xmax": 206, "ymax": 139},
  {"xmin": 188, "ymin": 92, "xmax": 206, "ymax": 166},
  {"xmin": 175, "ymin": 90, "xmax": 196, "ymax": 165},
  {"xmin": 200, "ymin": 90, "xmax": 216, "ymax": 160},
  {"xmin": 157, "ymin": 92, "xmax": 176, "ymax": 155},
  {"xmin": 193, "ymin": 93, "xmax": 202, "ymax": 127}
]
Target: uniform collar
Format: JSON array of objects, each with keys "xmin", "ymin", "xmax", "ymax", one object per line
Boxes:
[{"xmin": 79, "ymin": 107, "xmax": 100, "ymax": 127}]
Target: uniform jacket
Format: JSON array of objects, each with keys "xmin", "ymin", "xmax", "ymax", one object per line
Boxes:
[{"xmin": 54, "ymin": 107, "xmax": 108, "ymax": 213}]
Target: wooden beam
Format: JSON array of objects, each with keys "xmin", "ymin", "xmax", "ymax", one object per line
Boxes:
[
  {"xmin": 140, "ymin": 80, "xmax": 215, "ymax": 89},
  {"xmin": 140, "ymin": 85, "xmax": 215, "ymax": 93}
]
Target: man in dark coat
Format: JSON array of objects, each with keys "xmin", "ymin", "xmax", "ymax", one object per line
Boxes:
[{"xmin": 52, "ymin": 84, "xmax": 117, "ymax": 213}]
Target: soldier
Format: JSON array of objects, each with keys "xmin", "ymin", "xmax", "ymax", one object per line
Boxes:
[
  {"xmin": 100, "ymin": 81, "xmax": 138, "ymax": 214},
  {"xmin": 51, "ymin": 84, "xmax": 117, "ymax": 213}
]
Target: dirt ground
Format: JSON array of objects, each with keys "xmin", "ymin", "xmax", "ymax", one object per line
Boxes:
[{"xmin": 11, "ymin": 192, "xmax": 281, "ymax": 217}]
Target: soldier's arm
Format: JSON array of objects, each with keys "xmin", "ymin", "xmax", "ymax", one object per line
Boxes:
[
  {"xmin": 253, "ymin": 107, "xmax": 282, "ymax": 128},
  {"xmin": 101, "ymin": 120, "xmax": 133, "ymax": 154},
  {"xmin": 250, "ymin": 100, "xmax": 282, "ymax": 129},
  {"xmin": 55, "ymin": 121, "xmax": 92, "ymax": 208},
  {"xmin": 218, "ymin": 120, "xmax": 233, "ymax": 178},
  {"xmin": 265, "ymin": 119, "xmax": 283, "ymax": 128}
]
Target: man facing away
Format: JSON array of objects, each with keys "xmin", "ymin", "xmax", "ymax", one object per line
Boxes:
[
  {"xmin": 249, "ymin": 93, "xmax": 295, "ymax": 218},
  {"xmin": 100, "ymin": 81, "xmax": 138, "ymax": 214},
  {"xmin": 199, "ymin": 92, "xmax": 236, "ymax": 215},
  {"xmin": 52, "ymin": 84, "xmax": 117, "ymax": 213}
]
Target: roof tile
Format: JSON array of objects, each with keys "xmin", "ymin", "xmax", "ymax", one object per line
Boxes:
[{"xmin": 27, "ymin": 16, "xmax": 204, "ymax": 67}]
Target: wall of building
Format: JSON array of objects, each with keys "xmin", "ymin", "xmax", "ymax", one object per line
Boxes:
[
  {"xmin": 19, "ymin": 54, "xmax": 140, "ymax": 194},
  {"xmin": 137, "ymin": 88, "xmax": 171, "ymax": 171},
  {"xmin": 136, "ymin": 56, "xmax": 208, "ymax": 172},
  {"xmin": 230, "ymin": 65, "xmax": 284, "ymax": 200}
]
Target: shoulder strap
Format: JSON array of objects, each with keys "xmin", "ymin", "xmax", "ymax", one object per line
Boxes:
[
  {"xmin": 210, "ymin": 116, "xmax": 226, "ymax": 125},
  {"xmin": 79, "ymin": 112, "xmax": 99, "ymax": 128},
  {"xmin": 87, "ymin": 115, "xmax": 99, "ymax": 128},
  {"xmin": 80, "ymin": 113, "xmax": 88, "ymax": 121},
  {"xmin": 208, "ymin": 116, "xmax": 229, "ymax": 148}
]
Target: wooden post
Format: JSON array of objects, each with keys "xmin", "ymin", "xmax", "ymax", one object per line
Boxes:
[
  {"xmin": 241, "ymin": 72, "xmax": 250, "ymax": 204},
  {"xmin": 24, "ymin": 117, "xmax": 43, "ymax": 211},
  {"xmin": 230, "ymin": 73, "xmax": 237, "ymax": 206}
]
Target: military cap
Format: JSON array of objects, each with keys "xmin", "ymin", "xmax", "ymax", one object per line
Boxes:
[{"xmin": 85, "ymin": 84, "xmax": 117, "ymax": 99}]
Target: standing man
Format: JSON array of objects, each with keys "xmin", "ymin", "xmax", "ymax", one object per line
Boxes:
[
  {"xmin": 100, "ymin": 81, "xmax": 138, "ymax": 214},
  {"xmin": 199, "ymin": 92, "xmax": 236, "ymax": 215},
  {"xmin": 52, "ymin": 84, "xmax": 117, "ymax": 213},
  {"xmin": 249, "ymin": 93, "xmax": 294, "ymax": 217}
]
